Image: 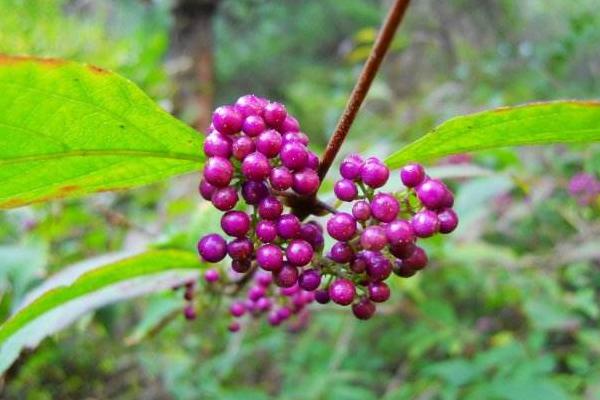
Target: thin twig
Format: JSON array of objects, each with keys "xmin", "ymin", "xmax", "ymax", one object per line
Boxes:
[
  {"xmin": 275, "ymin": 190, "xmax": 338, "ymax": 218},
  {"xmin": 317, "ymin": 0, "xmax": 411, "ymax": 182}
]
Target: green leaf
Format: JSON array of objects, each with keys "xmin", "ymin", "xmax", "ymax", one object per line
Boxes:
[
  {"xmin": 0, "ymin": 56, "xmax": 203, "ymax": 209},
  {"xmin": 386, "ymin": 100, "xmax": 600, "ymax": 168},
  {"xmin": 0, "ymin": 249, "xmax": 202, "ymax": 373}
]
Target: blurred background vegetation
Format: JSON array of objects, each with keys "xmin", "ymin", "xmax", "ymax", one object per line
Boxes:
[{"xmin": 1, "ymin": 0, "xmax": 600, "ymax": 399}]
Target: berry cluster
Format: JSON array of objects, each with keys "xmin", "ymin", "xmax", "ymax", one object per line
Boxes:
[
  {"xmin": 193, "ymin": 95, "xmax": 459, "ymax": 330},
  {"xmin": 197, "ymin": 95, "xmax": 323, "ymax": 329},
  {"xmin": 318, "ymin": 155, "xmax": 458, "ymax": 319},
  {"xmin": 225, "ymin": 270, "xmax": 315, "ymax": 332}
]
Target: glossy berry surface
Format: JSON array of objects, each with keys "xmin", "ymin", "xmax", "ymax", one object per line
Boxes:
[
  {"xmin": 352, "ymin": 298, "xmax": 376, "ymax": 320},
  {"xmin": 329, "ymin": 279, "xmax": 356, "ymax": 306},
  {"xmin": 198, "ymin": 234, "xmax": 227, "ymax": 262},
  {"xmin": 400, "ymin": 163, "xmax": 426, "ymax": 187},
  {"xmin": 327, "ymin": 213, "xmax": 357, "ymax": 241}
]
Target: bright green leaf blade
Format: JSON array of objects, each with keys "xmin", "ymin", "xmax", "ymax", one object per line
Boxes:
[
  {"xmin": 385, "ymin": 100, "xmax": 600, "ymax": 168},
  {"xmin": 0, "ymin": 56, "xmax": 204, "ymax": 209},
  {"xmin": 0, "ymin": 249, "xmax": 202, "ymax": 373}
]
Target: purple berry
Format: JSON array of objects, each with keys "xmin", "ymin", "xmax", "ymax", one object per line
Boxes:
[
  {"xmin": 300, "ymin": 223, "xmax": 324, "ymax": 251},
  {"xmin": 244, "ymin": 299, "xmax": 258, "ymax": 313},
  {"xmin": 277, "ymin": 307, "xmax": 292, "ymax": 320},
  {"xmin": 256, "ymin": 129, "xmax": 283, "ymax": 158},
  {"xmin": 308, "ymin": 220, "xmax": 324, "ymax": 233},
  {"xmin": 361, "ymin": 159, "xmax": 389, "ymax": 188},
  {"xmin": 280, "ymin": 284, "xmax": 299, "ymax": 297},
  {"xmin": 267, "ymin": 311, "xmax": 281, "ymax": 326},
  {"xmin": 340, "ymin": 154, "xmax": 364, "ymax": 180},
  {"xmin": 400, "ymin": 163, "xmax": 426, "ymax": 187},
  {"xmin": 232, "ymin": 135, "xmax": 255, "ymax": 160},
  {"xmin": 274, "ymin": 263, "xmax": 299, "ymax": 288},
  {"xmin": 204, "ymin": 156, "xmax": 234, "ymax": 187},
  {"xmin": 203, "ymin": 132, "xmax": 232, "ymax": 158},
  {"xmin": 298, "ymin": 269, "xmax": 321, "ymax": 291},
  {"xmin": 360, "ymin": 225, "xmax": 388, "ymax": 251},
  {"xmin": 212, "ymin": 105, "xmax": 243, "ymax": 135},
  {"xmin": 370, "ymin": 193, "xmax": 399, "ymax": 222},
  {"xmin": 441, "ymin": 190, "xmax": 455, "ymax": 208},
  {"xmin": 352, "ymin": 298, "xmax": 376, "ymax": 320},
  {"xmin": 282, "ymin": 131, "xmax": 309, "ymax": 145},
  {"xmin": 411, "ymin": 210, "xmax": 440, "ymax": 238},
  {"xmin": 277, "ymin": 214, "xmax": 301, "ymax": 239},
  {"xmin": 416, "ymin": 179, "xmax": 448, "ymax": 210},
  {"xmin": 204, "ymin": 268, "xmax": 220, "ymax": 283},
  {"xmin": 286, "ymin": 239, "xmax": 314, "ymax": 266},
  {"xmin": 306, "ymin": 151, "xmax": 320, "ymax": 170},
  {"xmin": 199, "ymin": 179, "xmax": 216, "ymax": 201},
  {"xmin": 230, "ymin": 302, "xmax": 246, "ymax": 317},
  {"xmin": 198, "ymin": 233, "xmax": 227, "ymax": 262},
  {"xmin": 241, "ymin": 152, "xmax": 271, "ymax": 181},
  {"xmin": 256, "ymin": 244, "xmax": 284, "ymax": 271},
  {"xmin": 389, "ymin": 241, "xmax": 416, "ymax": 259},
  {"xmin": 280, "ymin": 142, "xmax": 308, "ymax": 170},
  {"xmin": 393, "ymin": 260, "xmax": 417, "ymax": 278},
  {"xmin": 221, "ymin": 211, "xmax": 250, "ymax": 238},
  {"xmin": 292, "ymin": 293, "xmax": 307, "ymax": 310},
  {"xmin": 368, "ymin": 282, "xmax": 390, "ymax": 303},
  {"xmin": 329, "ymin": 241, "xmax": 354, "ymax": 263},
  {"xmin": 315, "ymin": 289, "xmax": 330, "ymax": 304},
  {"xmin": 242, "ymin": 115, "xmax": 266, "ymax": 137},
  {"xmin": 385, "ymin": 220, "xmax": 415, "ymax": 245},
  {"xmin": 248, "ymin": 285, "xmax": 266, "ymax": 301},
  {"xmin": 329, "ymin": 278, "xmax": 356, "ymax": 306},
  {"xmin": 228, "ymin": 321, "xmax": 241, "ymax": 332},
  {"xmin": 256, "ymin": 271, "xmax": 273, "ymax": 287},
  {"xmin": 231, "ymin": 259, "xmax": 251, "ymax": 273},
  {"xmin": 269, "ymin": 166, "xmax": 294, "ymax": 191},
  {"xmin": 438, "ymin": 208, "xmax": 459, "ymax": 233},
  {"xmin": 258, "ymin": 196, "xmax": 283, "ymax": 220},
  {"xmin": 264, "ymin": 102, "xmax": 287, "ymax": 127},
  {"xmin": 211, "ymin": 186, "xmax": 238, "ymax": 211},
  {"xmin": 184, "ymin": 305, "xmax": 197, "ymax": 320},
  {"xmin": 292, "ymin": 168, "xmax": 320, "ymax": 195},
  {"xmin": 352, "ymin": 200, "xmax": 371, "ymax": 221},
  {"xmin": 257, "ymin": 297, "xmax": 272, "ymax": 312},
  {"xmin": 334, "ymin": 179, "xmax": 358, "ymax": 201},
  {"xmin": 235, "ymin": 94, "xmax": 266, "ymax": 117},
  {"xmin": 366, "ymin": 255, "xmax": 392, "ymax": 282},
  {"xmin": 241, "ymin": 181, "xmax": 269, "ymax": 205},
  {"xmin": 326, "ymin": 212, "xmax": 357, "ymax": 241},
  {"xmin": 227, "ymin": 238, "xmax": 253, "ymax": 260},
  {"xmin": 280, "ymin": 115, "xmax": 300, "ymax": 133},
  {"xmin": 403, "ymin": 246, "xmax": 428, "ymax": 270},
  {"xmin": 256, "ymin": 220, "xmax": 278, "ymax": 242},
  {"xmin": 350, "ymin": 257, "xmax": 367, "ymax": 273}
]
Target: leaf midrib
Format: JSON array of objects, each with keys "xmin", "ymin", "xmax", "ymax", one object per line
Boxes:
[{"xmin": 0, "ymin": 149, "xmax": 202, "ymax": 165}]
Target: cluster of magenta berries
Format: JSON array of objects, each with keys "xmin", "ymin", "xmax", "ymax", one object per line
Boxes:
[
  {"xmin": 200, "ymin": 94, "xmax": 320, "ymax": 211},
  {"xmin": 193, "ymin": 96, "xmax": 459, "ymax": 329},
  {"xmin": 196, "ymin": 95, "xmax": 323, "ymax": 329},
  {"xmin": 319, "ymin": 154, "xmax": 458, "ymax": 320},
  {"xmin": 225, "ymin": 270, "xmax": 314, "ymax": 332}
]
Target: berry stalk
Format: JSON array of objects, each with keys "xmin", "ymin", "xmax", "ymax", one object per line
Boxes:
[{"xmin": 317, "ymin": 0, "xmax": 412, "ymax": 182}]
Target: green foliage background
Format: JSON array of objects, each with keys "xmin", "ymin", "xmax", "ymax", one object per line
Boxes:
[{"xmin": 1, "ymin": 0, "xmax": 600, "ymax": 399}]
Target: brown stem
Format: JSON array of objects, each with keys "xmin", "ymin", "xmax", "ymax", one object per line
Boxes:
[
  {"xmin": 169, "ymin": 0, "xmax": 220, "ymax": 131},
  {"xmin": 275, "ymin": 190, "xmax": 337, "ymax": 218},
  {"xmin": 317, "ymin": 0, "xmax": 411, "ymax": 182}
]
